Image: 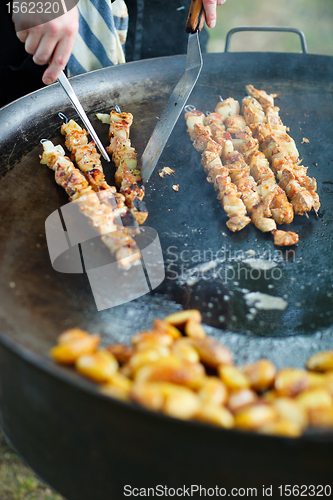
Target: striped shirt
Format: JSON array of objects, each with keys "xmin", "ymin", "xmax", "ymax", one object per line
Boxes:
[{"xmin": 67, "ymin": 0, "xmax": 128, "ymax": 77}]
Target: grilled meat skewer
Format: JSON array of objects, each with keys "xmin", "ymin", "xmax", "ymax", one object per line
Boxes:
[
  {"xmin": 60, "ymin": 119, "xmax": 139, "ymax": 228},
  {"xmin": 242, "ymin": 86, "xmax": 320, "ymax": 216},
  {"xmin": 98, "ymin": 110, "xmax": 148, "ymax": 225},
  {"xmin": 40, "ymin": 140, "xmax": 141, "ymax": 269},
  {"xmin": 185, "ymin": 109, "xmax": 251, "ymax": 232}
]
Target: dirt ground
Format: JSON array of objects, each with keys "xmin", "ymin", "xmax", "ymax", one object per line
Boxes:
[{"xmin": 0, "ymin": 427, "xmax": 64, "ymax": 500}]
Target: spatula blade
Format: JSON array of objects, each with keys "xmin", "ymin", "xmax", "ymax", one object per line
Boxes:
[{"xmin": 140, "ymin": 33, "xmax": 203, "ymax": 182}]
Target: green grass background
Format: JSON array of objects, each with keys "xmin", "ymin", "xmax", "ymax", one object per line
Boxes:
[
  {"xmin": 0, "ymin": 428, "xmax": 63, "ymax": 500},
  {"xmin": 207, "ymin": 0, "xmax": 333, "ymax": 55}
]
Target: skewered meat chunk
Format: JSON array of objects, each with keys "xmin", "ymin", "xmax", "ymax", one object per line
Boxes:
[
  {"xmin": 204, "ymin": 138, "xmax": 223, "ymax": 156},
  {"xmin": 226, "ymin": 216, "xmax": 252, "ymax": 232},
  {"xmin": 237, "ymin": 137, "xmax": 260, "ymax": 163},
  {"xmin": 245, "ymin": 85, "xmax": 279, "ymax": 110},
  {"xmin": 235, "ymin": 185, "xmax": 260, "ymax": 216},
  {"xmin": 107, "ymin": 136, "xmax": 132, "ymax": 155},
  {"xmin": 276, "ymin": 161, "xmax": 317, "ymax": 215},
  {"xmin": 101, "ymin": 230, "xmax": 141, "ymax": 269},
  {"xmin": 203, "ymin": 112, "xmax": 225, "ymax": 128},
  {"xmin": 113, "ymin": 146, "xmax": 137, "ymax": 170},
  {"xmin": 223, "ymin": 153, "xmax": 260, "ymax": 215},
  {"xmin": 251, "ymin": 201, "xmax": 277, "ymax": 233},
  {"xmin": 202, "ymin": 152, "xmax": 226, "ymax": 179},
  {"xmin": 310, "ymin": 191, "xmax": 320, "ymax": 212},
  {"xmin": 64, "ymin": 126, "xmax": 88, "ymax": 150},
  {"xmin": 269, "ymin": 188, "xmax": 294, "ymax": 225},
  {"xmin": 121, "ymin": 176, "xmax": 145, "ymax": 203},
  {"xmin": 215, "ymin": 98, "xmax": 240, "ymax": 120},
  {"xmin": 262, "ymin": 133, "xmax": 299, "ymax": 162},
  {"xmin": 225, "ymin": 115, "xmax": 249, "ymax": 137},
  {"xmin": 185, "ymin": 110, "xmax": 205, "ymax": 140},
  {"xmin": 130, "ymin": 198, "xmax": 149, "ymax": 226},
  {"xmin": 193, "ymin": 125, "xmax": 213, "ymax": 153},
  {"xmin": 217, "ymin": 136, "xmax": 234, "ymax": 159},
  {"xmin": 209, "ymin": 123, "xmax": 228, "ymax": 145},
  {"xmin": 272, "ymin": 230, "xmax": 299, "ymax": 247},
  {"xmin": 115, "ymin": 160, "xmax": 141, "ymax": 187},
  {"xmin": 289, "ymin": 187, "xmax": 315, "ymax": 216},
  {"xmin": 40, "ymin": 141, "xmax": 94, "ymax": 200},
  {"xmin": 221, "ymin": 185, "xmax": 248, "ymax": 218},
  {"xmin": 242, "ymin": 97, "xmax": 266, "ymax": 124},
  {"xmin": 265, "ymin": 106, "xmax": 286, "ymax": 131},
  {"xmin": 40, "ymin": 142, "xmax": 66, "ymax": 169},
  {"xmin": 109, "ymin": 110, "xmax": 133, "ymax": 139},
  {"xmin": 195, "ymin": 125, "xmax": 235, "ymax": 161},
  {"xmin": 249, "ymin": 153, "xmax": 274, "ymax": 182}
]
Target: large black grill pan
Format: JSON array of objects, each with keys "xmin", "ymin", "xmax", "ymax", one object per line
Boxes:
[{"xmin": 0, "ymin": 29, "xmax": 333, "ymax": 499}]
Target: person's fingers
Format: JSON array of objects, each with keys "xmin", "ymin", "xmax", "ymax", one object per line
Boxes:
[
  {"xmin": 42, "ymin": 34, "xmax": 76, "ymax": 84},
  {"xmin": 24, "ymin": 31, "xmax": 45, "ymax": 58},
  {"xmin": 42, "ymin": 41, "xmax": 69, "ymax": 84},
  {"xmin": 42, "ymin": 9, "xmax": 79, "ymax": 83},
  {"xmin": 203, "ymin": 0, "xmax": 217, "ymax": 29},
  {"xmin": 32, "ymin": 31, "xmax": 58, "ymax": 67},
  {"xmin": 16, "ymin": 29, "xmax": 29, "ymax": 43},
  {"xmin": 13, "ymin": 7, "xmax": 79, "ymax": 84}
]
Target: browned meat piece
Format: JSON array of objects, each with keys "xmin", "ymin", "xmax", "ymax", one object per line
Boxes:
[{"xmin": 272, "ymin": 230, "xmax": 299, "ymax": 246}]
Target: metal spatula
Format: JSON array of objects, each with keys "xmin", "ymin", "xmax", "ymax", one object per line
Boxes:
[{"xmin": 140, "ymin": 0, "xmax": 205, "ymax": 182}]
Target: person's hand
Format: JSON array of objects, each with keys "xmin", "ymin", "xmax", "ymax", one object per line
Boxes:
[
  {"xmin": 203, "ymin": 0, "xmax": 226, "ymax": 29},
  {"xmin": 13, "ymin": 7, "xmax": 79, "ymax": 85}
]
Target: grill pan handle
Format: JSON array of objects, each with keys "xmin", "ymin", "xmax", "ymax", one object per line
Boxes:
[{"xmin": 225, "ymin": 27, "xmax": 308, "ymax": 53}]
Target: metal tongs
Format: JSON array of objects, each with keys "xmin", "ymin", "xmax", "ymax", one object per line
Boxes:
[
  {"xmin": 140, "ymin": 0, "xmax": 205, "ymax": 182},
  {"xmin": 57, "ymin": 71, "xmax": 110, "ymax": 162}
]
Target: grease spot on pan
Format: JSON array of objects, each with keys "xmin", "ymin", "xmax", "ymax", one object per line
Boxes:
[
  {"xmin": 243, "ymin": 258, "xmax": 278, "ymax": 270},
  {"xmin": 244, "ymin": 292, "xmax": 288, "ymax": 311}
]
